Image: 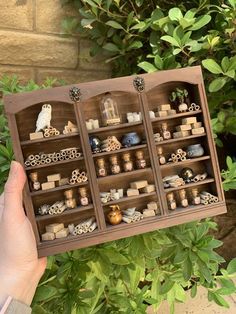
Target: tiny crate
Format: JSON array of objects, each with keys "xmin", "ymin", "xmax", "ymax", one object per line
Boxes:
[{"xmin": 4, "ymin": 66, "xmax": 227, "ymax": 257}]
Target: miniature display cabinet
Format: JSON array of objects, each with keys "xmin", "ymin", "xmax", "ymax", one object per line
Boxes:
[{"xmin": 4, "ymin": 66, "xmax": 227, "ymax": 257}]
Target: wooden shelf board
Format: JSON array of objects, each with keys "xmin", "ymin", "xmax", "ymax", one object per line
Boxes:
[
  {"xmin": 92, "ymin": 143, "xmax": 147, "ymax": 157},
  {"xmin": 164, "ymin": 178, "xmax": 215, "ymax": 193},
  {"xmin": 36, "ymin": 204, "xmax": 94, "ymax": 221},
  {"xmin": 101, "ymin": 191, "xmax": 157, "ymax": 206},
  {"xmin": 167, "ymin": 202, "xmax": 219, "ymax": 216},
  {"xmin": 155, "ymin": 133, "xmax": 206, "ymax": 146},
  {"xmin": 21, "ymin": 132, "xmax": 79, "ymax": 145},
  {"xmin": 30, "ymin": 181, "xmax": 88, "ymax": 196},
  {"xmin": 106, "ymin": 215, "xmax": 160, "ymax": 230},
  {"xmin": 97, "ymin": 167, "xmax": 152, "ymax": 182},
  {"xmin": 160, "ymin": 155, "xmax": 211, "ymax": 169},
  {"xmin": 88, "ymin": 121, "xmax": 142, "ymax": 134},
  {"xmin": 151, "ymin": 110, "xmax": 202, "ymax": 123},
  {"xmin": 25, "ymin": 156, "xmax": 84, "ymax": 171}
]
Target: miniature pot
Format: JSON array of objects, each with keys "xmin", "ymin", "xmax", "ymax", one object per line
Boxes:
[
  {"xmin": 186, "ymin": 144, "xmax": 204, "ymax": 158},
  {"xmin": 107, "ymin": 205, "xmax": 122, "ymax": 225},
  {"xmin": 180, "ymin": 167, "xmax": 195, "ymax": 182},
  {"xmin": 121, "ymin": 132, "xmax": 141, "ymax": 147},
  {"xmin": 89, "ymin": 136, "xmax": 102, "ymax": 153}
]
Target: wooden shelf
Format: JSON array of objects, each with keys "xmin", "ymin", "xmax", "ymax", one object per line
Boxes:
[
  {"xmin": 101, "ymin": 191, "xmax": 157, "ymax": 207},
  {"xmin": 25, "ymin": 156, "xmax": 84, "ymax": 171},
  {"xmin": 151, "ymin": 110, "xmax": 202, "ymax": 123},
  {"xmin": 167, "ymin": 203, "xmax": 217, "ymax": 215},
  {"xmin": 164, "ymin": 178, "xmax": 215, "ymax": 193},
  {"xmin": 30, "ymin": 181, "xmax": 88, "ymax": 196},
  {"xmin": 97, "ymin": 167, "xmax": 152, "ymax": 182},
  {"xmin": 88, "ymin": 121, "xmax": 142, "ymax": 134},
  {"xmin": 92, "ymin": 143, "xmax": 147, "ymax": 157},
  {"xmin": 155, "ymin": 133, "xmax": 206, "ymax": 146},
  {"xmin": 21, "ymin": 132, "xmax": 79, "ymax": 146},
  {"xmin": 36, "ymin": 204, "xmax": 94, "ymax": 221},
  {"xmin": 160, "ymin": 155, "xmax": 211, "ymax": 169}
]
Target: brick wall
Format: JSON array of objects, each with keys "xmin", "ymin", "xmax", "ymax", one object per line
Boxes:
[{"xmin": 0, "ymin": 0, "xmax": 110, "ymax": 84}]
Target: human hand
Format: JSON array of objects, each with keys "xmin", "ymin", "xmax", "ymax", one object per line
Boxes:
[{"xmin": 0, "ymin": 161, "xmax": 47, "ymax": 307}]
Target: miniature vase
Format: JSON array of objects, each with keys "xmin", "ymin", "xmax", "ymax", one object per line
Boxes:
[
  {"xmin": 121, "ymin": 132, "xmax": 141, "ymax": 147},
  {"xmin": 89, "ymin": 136, "xmax": 102, "ymax": 153},
  {"xmin": 107, "ymin": 205, "xmax": 122, "ymax": 225},
  {"xmin": 186, "ymin": 144, "xmax": 204, "ymax": 158}
]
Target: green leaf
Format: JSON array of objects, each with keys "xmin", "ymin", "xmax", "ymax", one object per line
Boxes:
[
  {"xmin": 160, "ymin": 279, "xmax": 175, "ymax": 294},
  {"xmin": 221, "ymin": 57, "xmax": 230, "ymax": 72},
  {"xmin": 225, "ymin": 70, "xmax": 235, "ymax": 78},
  {"xmin": 227, "ymin": 258, "xmax": 236, "ymax": 274},
  {"xmin": 161, "ymin": 35, "xmax": 180, "ymax": 47},
  {"xmin": 183, "ymin": 256, "xmax": 192, "ymax": 281},
  {"xmin": 189, "ymin": 15, "xmax": 211, "ymax": 31},
  {"xmin": 106, "ymin": 20, "xmax": 123, "ymax": 30},
  {"xmin": 210, "ymin": 292, "xmax": 230, "ymax": 308},
  {"xmin": 34, "ymin": 286, "xmax": 58, "ymax": 302},
  {"xmin": 102, "ymin": 249, "xmax": 130, "ymax": 265},
  {"xmin": 190, "ymin": 284, "xmax": 197, "ymax": 298},
  {"xmin": 130, "ymin": 22, "xmax": 146, "ymax": 30},
  {"xmin": 168, "ymin": 8, "xmax": 183, "ymax": 21},
  {"xmin": 154, "ymin": 55, "xmax": 163, "ymax": 70},
  {"xmin": 202, "ymin": 59, "xmax": 223, "ymax": 74},
  {"xmin": 127, "ymin": 40, "xmax": 143, "ymax": 50},
  {"xmin": 138, "ymin": 61, "xmax": 157, "ymax": 73},
  {"xmin": 209, "ymin": 78, "xmax": 227, "ymax": 92},
  {"xmin": 103, "ymin": 43, "xmax": 120, "ymax": 52}
]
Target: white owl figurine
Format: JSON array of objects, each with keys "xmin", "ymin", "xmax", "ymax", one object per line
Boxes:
[{"xmin": 35, "ymin": 104, "xmax": 52, "ymax": 132}]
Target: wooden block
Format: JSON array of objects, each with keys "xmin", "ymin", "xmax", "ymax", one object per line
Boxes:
[
  {"xmin": 55, "ymin": 228, "xmax": 69, "ymax": 239},
  {"xmin": 42, "ymin": 232, "xmax": 55, "ymax": 241},
  {"xmin": 182, "ymin": 117, "xmax": 197, "ymax": 125},
  {"xmin": 173, "ymin": 130, "xmax": 191, "ymax": 138},
  {"xmin": 47, "ymin": 173, "xmax": 61, "ymax": 182},
  {"xmin": 191, "ymin": 122, "xmax": 202, "ymax": 129},
  {"xmin": 155, "ymin": 110, "xmax": 168, "ymax": 117},
  {"xmin": 29, "ymin": 132, "xmax": 43, "ymax": 140},
  {"xmin": 167, "ymin": 109, "xmax": 176, "ymax": 115},
  {"xmin": 127, "ymin": 189, "xmax": 139, "ymax": 197},
  {"xmin": 176, "ymin": 124, "xmax": 192, "ymax": 131},
  {"xmin": 147, "ymin": 202, "xmax": 158, "ymax": 210},
  {"xmin": 46, "ymin": 223, "xmax": 64, "ymax": 233},
  {"xmin": 140, "ymin": 184, "xmax": 155, "ymax": 193},
  {"xmin": 191, "ymin": 127, "xmax": 205, "ymax": 135},
  {"xmin": 56, "ymin": 177, "xmax": 69, "ymax": 187},
  {"xmin": 143, "ymin": 209, "xmax": 156, "ymax": 217},
  {"xmin": 41, "ymin": 181, "xmax": 55, "ymax": 190},
  {"xmin": 157, "ymin": 104, "xmax": 171, "ymax": 111},
  {"xmin": 130, "ymin": 180, "xmax": 148, "ymax": 189}
]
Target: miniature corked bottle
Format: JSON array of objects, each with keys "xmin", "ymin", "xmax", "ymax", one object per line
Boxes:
[
  {"xmin": 122, "ymin": 152, "xmax": 133, "ymax": 172},
  {"xmin": 96, "ymin": 158, "xmax": 107, "ymax": 177},
  {"xmin": 191, "ymin": 187, "xmax": 201, "ymax": 205},
  {"xmin": 179, "ymin": 189, "xmax": 188, "ymax": 207},
  {"xmin": 29, "ymin": 172, "xmax": 41, "ymax": 191},
  {"xmin": 64, "ymin": 189, "xmax": 77, "ymax": 209},
  {"xmin": 167, "ymin": 192, "xmax": 177, "ymax": 210},
  {"xmin": 157, "ymin": 146, "xmax": 166, "ymax": 165},
  {"xmin": 78, "ymin": 187, "xmax": 89, "ymax": 206},
  {"xmin": 160, "ymin": 122, "xmax": 171, "ymax": 140},
  {"xmin": 109, "ymin": 155, "xmax": 121, "ymax": 175},
  {"xmin": 135, "ymin": 150, "xmax": 146, "ymax": 169}
]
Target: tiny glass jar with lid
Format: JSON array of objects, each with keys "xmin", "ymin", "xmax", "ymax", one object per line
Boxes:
[
  {"xmin": 96, "ymin": 158, "xmax": 107, "ymax": 177},
  {"xmin": 191, "ymin": 187, "xmax": 201, "ymax": 205},
  {"xmin": 100, "ymin": 92, "xmax": 121, "ymax": 126},
  {"xmin": 109, "ymin": 155, "xmax": 121, "ymax": 175},
  {"xmin": 167, "ymin": 192, "xmax": 177, "ymax": 210},
  {"xmin": 179, "ymin": 189, "xmax": 188, "ymax": 208},
  {"xmin": 160, "ymin": 122, "xmax": 171, "ymax": 140},
  {"xmin": 122, "ymin": 152, "xmax": 133, "ymax": 172},
  {"xmin": 64, "ymin": 189, "xmax": 77, "ymax": 209},
  {"xmin": 29, "ymin": 172, "xmax": 41, "ymax": 191},
  {"xmin": 157, "ymin": 146, "xmax": 166, "ymax": 165},
  {"xmin": 135, "ymin": 150, "xmax": 146, "ymax": 169},
  {"xmin": 78, "ymin": 187, "xmax": 89, "ymax": 206}
]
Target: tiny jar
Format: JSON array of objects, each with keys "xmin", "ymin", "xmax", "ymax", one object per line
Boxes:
[
  {"xmin": 29, "ymin": 172, "xmax": 41, "ymax": 191},
  {"xmin": 179, "ymin": 189, "xmax": 188, "ymax": 208},
  {"xmin": 135, "ymin": 150, "xmax": 146, "ymax": 169},
  {"xmin": 64, "ymin": 189, "xmax": 77, "ymax": 209},
  {"xmin": 191, "ymin": 187, "xmax": 201, "ymax": 205},
  {"xmin": 161, "ymin": 122, "xmax": 171, "ymax": 140},
  {"xmin": 157, "ymin": 146, "xmax": 166, "ymax": 165},
  {"xmin": 96, "ymin": 158, "xmax": 107, "ymax": 177},
  {"xmin": 167, "ymin": 192, "xmax": 177, "ymax": 210},
  {"xmin": 100, "ymin": 92, "xmax": 121, "ymax": 126},
  {"xmin": 109, "ymin": 155, "xmax": 121, "ymax": 175},
  {"xmin": 78, "ymin": 187, "xmax": 89, "ymax": 206},
  {"xmin": 122, "ymin": 152, "xmax": 133, "ymax": 172}
]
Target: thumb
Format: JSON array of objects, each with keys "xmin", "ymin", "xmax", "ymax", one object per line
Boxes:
[{"xmin": 3, "ymin": 161, "xmax": 26, "ymax": 224}]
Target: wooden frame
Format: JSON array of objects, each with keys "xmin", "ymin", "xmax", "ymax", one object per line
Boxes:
[{"xmin": 4, "ymin": 66, "xmax": 227, "ymax": 257}]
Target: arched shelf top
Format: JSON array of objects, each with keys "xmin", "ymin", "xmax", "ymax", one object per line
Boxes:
[{"xmin": 146, "ymin": 80, "xmax": 198, "ymax": 94}]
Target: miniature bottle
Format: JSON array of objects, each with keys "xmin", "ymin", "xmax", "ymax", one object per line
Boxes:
[
  {"xmin": 109, "ymin": 155, "xmax": 121, "ymax": 175},
  {"xmin": 179, "ymin": 189, "xmax": 188, "ymax": 208},
  {"xmin": 135, "ymin": 150, "xmax": 146, "ymax": 169},
  {"xmin": 78, "ymin": 187, "xmax": 89, "ymax": 206},
  {"xmin": 96, "ymin": 158, "xmax": 107, "ymax": 177},
  {"xmin": 100, "ymin": 92, "xmax": 121, "ymax": 126},
  {"xmin": 191, "ymin": 188, "xmax": 201, "ymax": 205},
  {"xmin": 29, "ymin": 172, "xmax": 41, "ymax": 191},
  {"xmin": 64, "ymin": 189, "xmax": 77, "ymax": 209},
  {"xmin": 122, "ymin": 152, "xmax": 133, "ymax": 172},
  {"xmin": 157, "ymin": 146, "xmax": 166, "ymax": 165},
  {"xmin": 167, "ymin": 192, "xmax": 177, "ymax": 210},
  {"xmin": 160, "ymin": 122, "xmax": 171, "ymax": 140}
]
